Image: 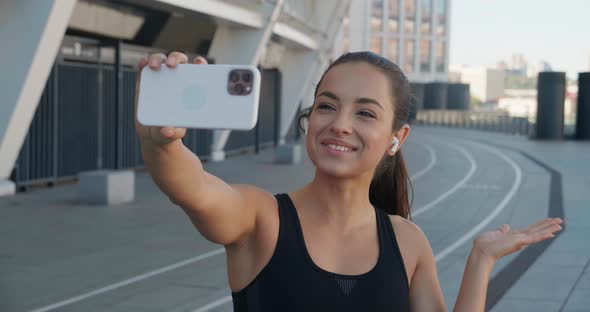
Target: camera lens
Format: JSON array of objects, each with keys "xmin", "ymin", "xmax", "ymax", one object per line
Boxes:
[
  {"xmin": 234, "ymin": 83, "xmax": 245, "ymax": 94},
  {"xmin": 241, "ymin": 72, "xmax": 252, "ymax": 83},
  {"xmin": 230, "ymin": 71, "xmax": 240, "ymax": 83}
]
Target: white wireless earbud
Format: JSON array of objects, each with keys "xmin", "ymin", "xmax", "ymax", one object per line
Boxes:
[{"xmin": 391, "ymin": 137, "xmax": 399, "ymax": 153}]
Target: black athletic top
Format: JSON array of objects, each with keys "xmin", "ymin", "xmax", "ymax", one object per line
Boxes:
[{"xmin": 231, "ymin": 193, "xmax": 410, "ymax": 311}]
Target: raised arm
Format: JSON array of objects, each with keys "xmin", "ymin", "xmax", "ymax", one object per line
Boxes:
[
  {"xmin": 135, "ymin": 52, "xmax": 273, "ymax": 247},
  {"xmin": 404, "ymin": 217, "xmax": 562, "ymax": 312},
  {"xmin": 452, "ymin": 218, "xmax": 563, "ymax": 312}
]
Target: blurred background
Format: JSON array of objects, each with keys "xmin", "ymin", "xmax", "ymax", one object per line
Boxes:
[
  {"xmin": 1, "ymin": 1, "xmax": 589, "ymax": 312},
  {"xmin": 1, "ymin": 0, "xmax": 588, "ymax": 191}
]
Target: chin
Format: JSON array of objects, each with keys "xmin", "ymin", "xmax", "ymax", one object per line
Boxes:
[{"xmin": 307, "ymin": 149, "xmax": 361, "ymax": 179}]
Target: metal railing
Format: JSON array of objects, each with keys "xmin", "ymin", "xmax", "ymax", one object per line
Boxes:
[
  {"xmin": 414, "ymin": 110, "xmax": 536, "ymax": 137},
  {"xmin": 12, "ymin": 60, "xmax": 281, "ymax": 190}
]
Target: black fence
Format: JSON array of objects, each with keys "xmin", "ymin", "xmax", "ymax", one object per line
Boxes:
[
  {"xmin": 12, "ymin": 61, "xmax": 281, "ymax": 189},
  {"xmin": 414, "ymin": 110, "xmax": 536, "ymax": 136}
]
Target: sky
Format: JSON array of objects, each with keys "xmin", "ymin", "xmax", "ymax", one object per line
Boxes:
[{"xmin": 450, "ymin": 0, "xmax": 590, "ymax": 78}]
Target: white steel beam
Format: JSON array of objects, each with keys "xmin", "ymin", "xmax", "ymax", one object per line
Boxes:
[
  {"xmin": 278, "ymin": 0, "xmax": 352, "ymax": 143},
  {"xmin": 152, "ymin": 0, "xmax": 265, "ymax": 28},
  {"xmin": 0, "ymin": 0, "xmax": 76, "ymax": 196},
  {"xmin": 273, "ymin": 22, "xmax": 318, "ymax": 50},
  {"xmin": 207, "ymin": 0, "xmax": 284, "ymax": 161}
]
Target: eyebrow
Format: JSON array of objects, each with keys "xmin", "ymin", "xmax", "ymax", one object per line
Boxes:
[{"xmin": 317, "ymin": 91, "xmax": 384, "ymax": 110}]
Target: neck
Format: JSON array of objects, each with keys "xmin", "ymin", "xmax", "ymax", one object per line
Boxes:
[{"xmin": 295, "ymin": 169, "xmax": 376, "ymax": 228}]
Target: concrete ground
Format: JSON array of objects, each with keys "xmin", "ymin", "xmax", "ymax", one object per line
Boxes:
[{"xmin": 0, "ymin": 126, "xmax": 588, "ymax": 312}]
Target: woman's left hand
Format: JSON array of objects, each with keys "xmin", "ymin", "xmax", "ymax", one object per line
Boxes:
[{"xmin": 473, "ymin": 218, "xmax": 563, "ymax": 262}]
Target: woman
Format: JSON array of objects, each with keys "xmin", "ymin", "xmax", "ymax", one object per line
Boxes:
[{"xmin": 135, "ymin": 51, "xmax": 563, "ymax": 311}]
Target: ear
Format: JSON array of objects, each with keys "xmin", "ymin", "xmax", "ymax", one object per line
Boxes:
[{"xmin": 387, "ymin": 124, "xmax": 411, "ymax": 156}]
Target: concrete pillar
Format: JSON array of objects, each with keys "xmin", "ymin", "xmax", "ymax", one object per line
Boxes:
[
  {"xmin": 207, "ymin": 0, "xmax": 284, "ymax": 161},
  {"xmin": 576, "ymin": 72, "xmax": 590, "ymax": 140},
  {"xmin": 424, "ymin": 82, "xmax": 448, "ymax": 109},
  {"xmin": 0, "ymin": 0, "xmax": 76, "ymax": 196},
  {"xmin": 348, "ymin": 0, "xmax": 370, "ymax": 51},
  {"xmin": 536, "ymin": 72, "xmax": 565, "ymax": 140},
  {"xmin": 447, "ymin": 83, "xmax": 470, "ymax": 110},
  {"xmin": 409, "ymin": 82, "xmax": 425, "ymax": 123},
  {"xmin": 278, "ymin": 49, "xmax": 319, "ymax": 145},
  {"xmin": 278, "ymin": 0, "xmax": 351, "ymax": 145}
]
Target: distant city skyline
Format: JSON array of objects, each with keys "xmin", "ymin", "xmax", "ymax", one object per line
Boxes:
[{"xmin": 450, "ymin": 0, "xmax": 590, "ymax": 79}]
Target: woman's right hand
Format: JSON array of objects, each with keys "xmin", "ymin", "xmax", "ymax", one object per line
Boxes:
[{"xmin": 134, "ymin": 52, "xmax": 208, "ymax": 147}]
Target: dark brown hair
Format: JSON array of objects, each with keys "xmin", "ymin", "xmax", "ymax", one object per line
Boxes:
[{"xmin": 298, "ymin": 51, "xmax": 413, "ymax": 219}]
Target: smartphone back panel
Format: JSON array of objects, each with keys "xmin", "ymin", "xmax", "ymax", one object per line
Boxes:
[{"xmin": 137, "ymin": 64, "xmax": 260, "ymax": 130}]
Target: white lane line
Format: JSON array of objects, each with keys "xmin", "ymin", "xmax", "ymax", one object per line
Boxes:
[
  {"xmin": 33, "ymin": 140, "xmax": 502, "ymax": 312},
  {"xmin": 192, "ymin": 295, "xmax": 233, "ymax": 312},
  {"xmin": 413, "ymin": 142, "xmax": 477, "ymax": 218},
  {"xmin": 434, "ymin": 142, "xmax": 522, "ymax": 262},
  {"xmin": 30, "ymin": 140, "xmax": 436, "ymax": 312},
  {"xmin": 193, "ymin": 144, "xmax": 462, "ymax": 312},
  {"xmin": 30, "ymin": 248, "xmax": 226, "ymax": 312},
  {"xmin": 192, "ymin": 141, "xmax": 523, "ymax": 312},
  {"xmin": 410, "ymin": 142, "xmax": 437, "ymax": 182}
]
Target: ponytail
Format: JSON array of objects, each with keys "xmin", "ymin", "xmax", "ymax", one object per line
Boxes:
[{"xmin": 369, "ymin": 150, "xmax": 413, "ymax": 220}]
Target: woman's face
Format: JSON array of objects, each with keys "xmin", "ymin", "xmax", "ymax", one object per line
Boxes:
[{"xmin": 306, "ymin": 62, "xmax": 397, "ymax": 178}]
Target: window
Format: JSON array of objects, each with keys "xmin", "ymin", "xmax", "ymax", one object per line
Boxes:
[
  {"xmin": 436, "ymin": 0, "xmax": 446, "ymax": 36},
  {"xmin": 388, "ymin": 38, "xmax": 399, "ymax": 63},
  {"xmin": 420, "ymin": 39, "xmax": 431, "ymax": 72},
  {"xmin": 371, "ymin": 36, "xmax": 383, "ymax": 55},
  {"xmin": 387, "ymin": 0, "xmax": 400, "ymax": 33},
  {"xmin": 436, "ymin": 41, "xmax": 445, "ymax": 72},
  {"xmin": 404, "ymin": 0, "xmax": 416, "ymax": 34},
  {"xmin": 371, "ymin": 0, "xmax": 384, "ymax": 33},
  {"xmin": 420, "ymin": 0, "xmax": 432, "ymax": 35},
  {"xmin": 405, "ymin": 39, "xmax": 415, "ymax": 72}
]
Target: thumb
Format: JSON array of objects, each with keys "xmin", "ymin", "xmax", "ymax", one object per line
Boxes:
[
  {"xmin": 160, "ymin": 127, "xmax": 186, "ymax": 141},
  {"xmin": 161, "ymin": 127, "xmax": 175, "ymax": 138}
]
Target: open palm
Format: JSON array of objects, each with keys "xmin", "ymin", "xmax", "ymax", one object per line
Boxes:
[{"xmin": 473, "ymin": 218, "xmax": 563, "ymax": 261}]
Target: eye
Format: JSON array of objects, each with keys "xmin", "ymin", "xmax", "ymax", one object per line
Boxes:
[
  {"xmin": 358, "ymin": 110, "xmax": 376, "ymax": 118},
  {"xmin": 317, "ymin": 103, "xmax": 335, "ymax": 110}
]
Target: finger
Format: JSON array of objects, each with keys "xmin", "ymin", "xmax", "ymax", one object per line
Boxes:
[
  {"xmin": 519, "ymin": 224, "xmax": 562, "ymax": 245},
  {"xmin": 522, "ymin": 231, "xmax": 556, "ymax": 245},
  {"xmin": 137, "ymin": 57, "xmax": 149, "ymax": 72},
  {"xmin": 192, "ymin": 55, "xmax": 208, "ymax": 65},
  {"xmin": 522, "ymin": 218, "xmax": 559, "ymax": 234},
  {"xmin": 524, "ymin": 220, "xmax": 563, "ymax": 235},
  {"xmin": 148, "ymin": 53, "xmax": 167, "ymax": 70},
  {"xmin": 166, "ymin": 52, "xmax": 189, "ymax": 68},
  {"xmin": 160, "ymin": 127, "xmax": 187, "ymax": 140},
  {"xmin": 540, "ymin": 223, "xmax": 563, "ymax": 234}
]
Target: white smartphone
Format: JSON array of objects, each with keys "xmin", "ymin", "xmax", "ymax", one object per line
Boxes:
[{"xmin": 137, "ymin": 64, "xmax": 261, "ymax": 130}]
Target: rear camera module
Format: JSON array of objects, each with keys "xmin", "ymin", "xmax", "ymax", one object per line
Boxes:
[{"xmin": 241, "ymin": 72, "xmax": 252, "ymax": 83}]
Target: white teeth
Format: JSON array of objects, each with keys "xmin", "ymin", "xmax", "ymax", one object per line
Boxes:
[{"xmin": 327, "ymin": 144, "xmax": 351, "ymax": 152}]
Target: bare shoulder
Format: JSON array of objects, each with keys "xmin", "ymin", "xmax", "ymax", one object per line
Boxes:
[
  {"xmin": 229, "ymin": 184, "xmax": 279, "ymax": 242},
  {"xmin": 387, "ymin": 215, "xmax": 432, "ymax": 283},
  {"xmin": 388, "ymin": 215, "xmax": 427, "ymax": 242},
  {"xmin": 231, "ymin": 184, "xmax": 277, "ymax": 210}
]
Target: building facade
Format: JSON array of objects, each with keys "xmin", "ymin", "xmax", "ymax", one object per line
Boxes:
[
  {"xmin": 337, "ymin": 0, "xmax": 450, "ymax": 83},
  {"xmin": 450, "ymin": 65, "xmax": 505, "ymax": 103}
]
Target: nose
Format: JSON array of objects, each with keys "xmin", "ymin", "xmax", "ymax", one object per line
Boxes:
[{"xmin": 329, "ymin": 112, "xmax": 353, "ymax": 136}]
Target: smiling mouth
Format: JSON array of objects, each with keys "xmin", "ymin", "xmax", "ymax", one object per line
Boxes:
[{"xmin": 321, "ymin": 143, "xmax": 357, "ymax": 152}]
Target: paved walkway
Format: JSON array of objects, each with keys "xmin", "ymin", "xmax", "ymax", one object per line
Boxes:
[{"xmin": 0, "ymin": 126, "xmax": 588, "ymax": 312}]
